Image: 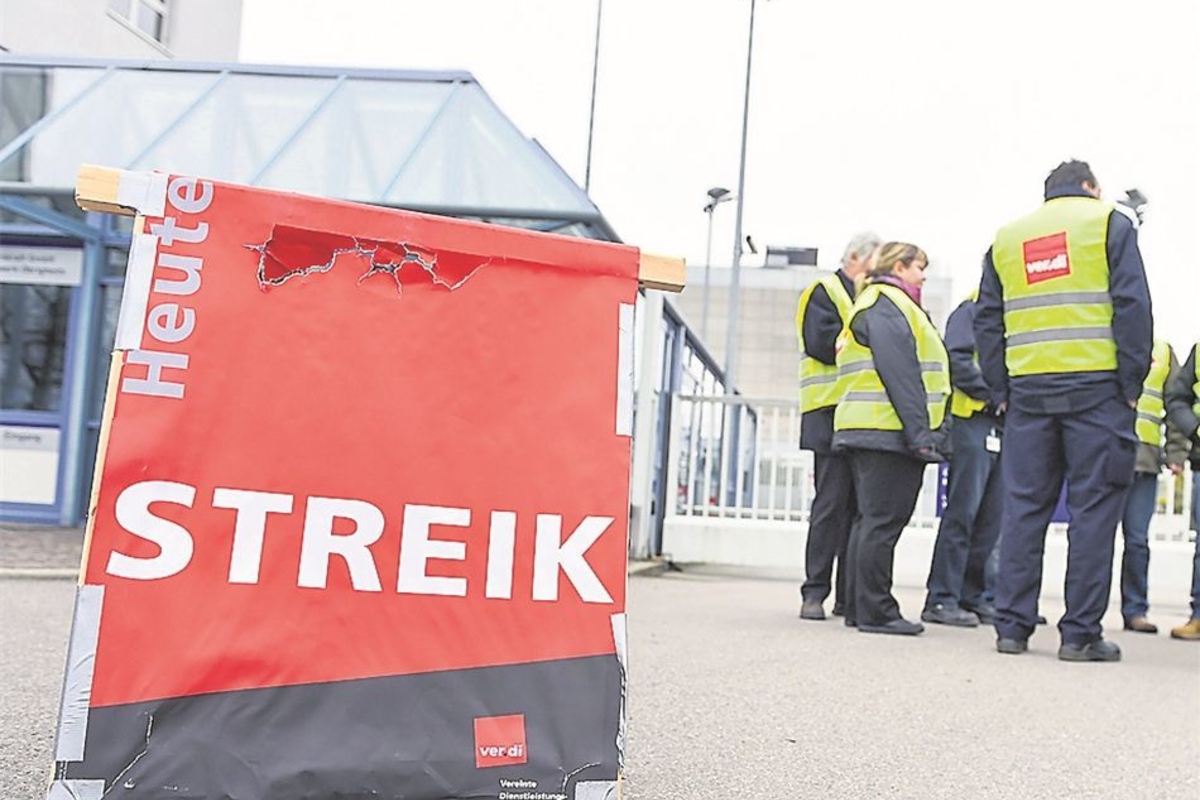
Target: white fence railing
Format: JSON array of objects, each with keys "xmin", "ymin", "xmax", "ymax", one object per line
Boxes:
[{"xmin": 664, "ymin": 394, "xmax": 1196, "ymax": 542}]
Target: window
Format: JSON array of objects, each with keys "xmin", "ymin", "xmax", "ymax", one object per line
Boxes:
[
  {"xmin": 0, "ymin": 283, "xmax": 71, "ymax": 412},
  {"xmin": 109, "ymin": 0, "xmax": 168, "ymax": 45}
]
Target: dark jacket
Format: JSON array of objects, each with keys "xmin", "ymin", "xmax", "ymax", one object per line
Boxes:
[
  {"xmin": 798, "ymin": 269, "xmax": 856, "ymax": 454},
  {"xmin": 1165, "ymin": 343, "xmax": 1200, "ymax": 468},
  {"xmin": 831, "ymin": 283, "xmax": 950, "ymax": 462},
  {"xmin": 945, "ymin": 297, "xmax": 1001, "ymax": 423},
  {"xmin": 974, "ymin": 186, "xmax": 1154, "ymax": 414}
]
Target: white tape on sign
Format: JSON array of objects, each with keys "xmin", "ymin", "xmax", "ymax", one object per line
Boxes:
[{"xmin": 116, "ymin": 170, "xmax": 168, "ymax": 218}]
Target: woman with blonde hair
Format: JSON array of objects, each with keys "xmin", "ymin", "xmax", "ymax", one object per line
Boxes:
[{"xmin": 833, "ymin": 242, "xmax": 951, "ymax": 635}]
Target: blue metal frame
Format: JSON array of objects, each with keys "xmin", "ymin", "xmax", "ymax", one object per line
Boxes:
[
  {"xmin": 378, "ymin": 82, "xmax": 463, "ymax": 200},
  {"xmin": 248, "ymin": 75, "xmax": 348, "ymax": 184},
  {"xmin": 0, "ymin": 67, "xmax": 116, "ymax": 170},
  {"xmin": 124, "ymin": 71, "xmax": 231, "ymax": 169}
]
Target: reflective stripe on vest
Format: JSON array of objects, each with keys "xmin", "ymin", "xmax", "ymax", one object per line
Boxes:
[
  {"xmin": 1135, "ymin": 339, "xmax": 1172, "ymax": 447},
  {"xmin": 992, "ymin": 196, "xmax": 1117, "ymax": 376},
  {"xmin": 833, "ymin": 283, "xmax": 950, "ymax": 433},
  {"xmin": 797, "ymin": 273, "xmax": 854, "ymax": 413}
]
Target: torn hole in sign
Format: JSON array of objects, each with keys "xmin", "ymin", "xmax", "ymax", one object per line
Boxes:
[{"xmin": 246, "ymin": 224, "xmax": 490, "ymax": 294}]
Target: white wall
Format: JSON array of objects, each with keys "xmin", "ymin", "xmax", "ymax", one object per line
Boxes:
[{"xmin": 1, "ymin": 0, "xmax": 243, "ymax": 61}]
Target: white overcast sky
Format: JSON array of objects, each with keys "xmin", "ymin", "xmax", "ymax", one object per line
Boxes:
[{"xmin": 239, "ymin": 0, "xmax": 1200, "ymax": 346}]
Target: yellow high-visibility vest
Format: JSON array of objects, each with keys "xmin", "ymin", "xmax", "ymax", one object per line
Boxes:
[
  {"xmin": 949, "ymin": 290, "xmax": 986, "ymax": 418},
  {"xmin": 1135, "ymin": 339, "xmax": 1172, "ymax": 447},
  {"xmin": 992, "ymin": 196, "xmax": 1117, "ymax": 376},
  {"xmin": 834, "ymin": 283, "xmax": 950, "ymax": 433},
  {"xmin": 1193, "ymin": 344, "xmax": 1200, "ymax": 420},
  {"xmin": 796, "ymin": 273, "xmax": 854, "ymax": 413}
]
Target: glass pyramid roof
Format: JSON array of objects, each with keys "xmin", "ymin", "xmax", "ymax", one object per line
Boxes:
[{"xmin": 0, "ymin": 57, "xmax": 616, "ymax": 240}]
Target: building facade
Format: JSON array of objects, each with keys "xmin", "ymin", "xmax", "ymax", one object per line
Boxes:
[{"xmin": 1, "ymin": 0, "xmax": 243, "ymax": 61}]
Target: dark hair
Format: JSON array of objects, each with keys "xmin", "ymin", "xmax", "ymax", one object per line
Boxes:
[{"xmin": 1044, "ymin": 160, "xmax": 1097, "ymax": 199}]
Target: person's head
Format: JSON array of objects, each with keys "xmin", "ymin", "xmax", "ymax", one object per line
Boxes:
[
  {"xmin": 840, "ymin": 231, "xmax": 882, "ymax": 278},
  {"xmin": 869, "ymin": 241, "xmax": 928, "ymax": 289},
  {"xmin": 1044, "ymin": 160, "xmax": 1101, "ymax": 200}
]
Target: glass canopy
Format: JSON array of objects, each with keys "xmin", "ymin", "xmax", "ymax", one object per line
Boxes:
[{"xmin": 0, "ymin": 57, "xmax": 617, "ymax": 240}]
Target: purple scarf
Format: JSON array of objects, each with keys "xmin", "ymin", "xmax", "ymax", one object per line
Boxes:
[{"xmin": 872, "ymin": 274, "xmax": 923, "ymax": 307}]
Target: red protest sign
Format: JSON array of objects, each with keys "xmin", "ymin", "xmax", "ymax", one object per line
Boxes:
[{"xmin": 49, "ymin": 167, "xmax": 658, "ymax": 800}]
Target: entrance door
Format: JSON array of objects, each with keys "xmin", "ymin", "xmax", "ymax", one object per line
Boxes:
[{"xmin": 0, "ymin": 241, "xmax": 82, "ymax": 522}]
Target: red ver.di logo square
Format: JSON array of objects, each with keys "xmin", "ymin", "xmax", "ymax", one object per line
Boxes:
[
  {"xmin": 474, "ymin": 714, "xmax": 527, "ymax": 768},
  {"xmin": 1022, "ymin": 232, "xmax": 1071, "ymax": 284}
]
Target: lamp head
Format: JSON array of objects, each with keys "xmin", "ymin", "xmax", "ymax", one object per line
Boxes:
[{"xmin": 704, "ymin": 187, "xmax": 733, "ymax": 212}]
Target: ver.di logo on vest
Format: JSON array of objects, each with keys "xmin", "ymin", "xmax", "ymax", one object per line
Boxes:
[{"xmin": 1022, "ymin": 232, "xmax": 1071, "ymax": 284}]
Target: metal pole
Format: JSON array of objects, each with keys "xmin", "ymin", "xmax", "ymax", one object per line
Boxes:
[
  {"xmin": 723, "ymin": 0, "xmax": 756, "ymax": 393},
  {"xmin": 702, "ymin": 205, "xmax": 715, "ymax": 340},
  {"xmin": 584, "ymin": 0, "xmax": 604, "ymax": 192}
]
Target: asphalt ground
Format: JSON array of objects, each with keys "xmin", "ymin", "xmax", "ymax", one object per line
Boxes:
[{"xmin": 2, "ymin": 558, "xmax": 1197, "ymax": 799}]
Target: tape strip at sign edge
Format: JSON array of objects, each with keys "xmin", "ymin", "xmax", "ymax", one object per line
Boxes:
[
  {"xmin": 45, "ymin": 778, "xmax": 105, "ymax": 800},
  {"xmin": 616, "ymin": 304, "xmax": 635, "ymax": 437},
  {"xmin": 52, "ymin": 584, "xmax": 104, "ymax": 767}
]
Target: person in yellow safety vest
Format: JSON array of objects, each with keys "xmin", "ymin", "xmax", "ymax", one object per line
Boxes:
[
  {"xmin": 796, "ymin": 232, "xmax": 881, "ymax": 622},
  {"xmin": 921, "ymin": 288, "xmax": 1005, "ymax": 628},
  {"xmin": 974, "ymin": 160, "xmax": 1154, "ymax": 663},
  {"xmin": 832, "ymin": 242, "xmax": 950, "ymax": 636},
  {"xmin": 1119, "ymin": 339, "xmax": 1189, "ymax": 634},
  {"xmin": 1164, "ymin": 341, "xmax": 1200, "ymax": 640}
]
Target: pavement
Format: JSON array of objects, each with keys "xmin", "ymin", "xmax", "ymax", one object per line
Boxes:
[
  {"xmin": 0, "ymin": 522, "xmax": 85, "ymax": 578},
  {"xmin": 2, "ymin": 525, "xmax": 1198, "ymax": 799}
]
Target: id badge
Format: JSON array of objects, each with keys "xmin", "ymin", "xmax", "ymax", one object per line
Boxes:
[{"xmin": 986, "ymin": 430, "xmax": 1001, "ymax": 453}]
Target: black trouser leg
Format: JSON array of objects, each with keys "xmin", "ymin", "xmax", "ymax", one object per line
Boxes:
[
  {"xmin": 801, "ymin": 452, "xmax": 855, "ymax": 606},
  {"xmin": 849, "ymin": 449, "xmax": 927, "ymax": 627}
]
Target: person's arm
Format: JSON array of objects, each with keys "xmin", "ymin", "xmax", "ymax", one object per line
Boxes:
[
  {"xmin": 800, "ymin": 284, "xmax": 842, "ymax": 366},
  {"xmin": 1166, "ymin": 344, "xmax": 1200, "ymax": 444},
  {"xmin": 1163, "ymin": 347, "xmax": 1190, "ymax": 471},
  {"xmin": 855, "ymin": 296, "xmax": 934, "ymax": 453},
  {"xmin": 945, "ymin": 300, "xmax": 990, "ymax": 401},
  {"xmin": 973, "ymin": 248, "xmax": 1007, "ymax": 407},
  {"xmin": 1106, "ymin": 212, "xmax": 1154, "ymax": 404}
]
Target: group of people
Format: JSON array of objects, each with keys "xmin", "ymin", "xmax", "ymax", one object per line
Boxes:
[{"xmin": 795, "ymin": 159, "xmax": 1200, "ymax": 661}]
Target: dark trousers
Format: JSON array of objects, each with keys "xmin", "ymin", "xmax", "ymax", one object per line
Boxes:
[
  {"xmin": 845, "ymin": 449, "xmax": 926, "ymax": 626},
  {"xmin": 1119, "ymin": 471, "xmax": 1158, "ymax": 620},
  {"xmin": 994, "ymin": 396, "xmax": 1137, "ymax": 645},
  {"xmin": 801, "ymin": 452, "xmax": 856, "ymax": 607},
  {"xmin": 925, "ymin": 413, "xmax": 1003, "ymax": 611}
]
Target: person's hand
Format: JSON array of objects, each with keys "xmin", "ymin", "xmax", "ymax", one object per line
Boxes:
[
  {"xmin": 1128, "ymin": 399, "xmax": 1137, "ymax": 409},
  {"xmin": 1170, "ymin": 463, "xmax": 1184, "ymax": 476}
]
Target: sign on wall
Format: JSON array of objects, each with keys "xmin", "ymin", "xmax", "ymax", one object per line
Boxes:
[
  {"xmin": 48, "ymin": 167, "xmax": 682, "ymax": 800},
  {"xmin": 0, "ymin": 245, "xmax": 83, "ymax": 286}
]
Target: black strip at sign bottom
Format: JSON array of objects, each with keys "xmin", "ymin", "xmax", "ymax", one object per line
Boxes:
[{"xmin": 56, "ymin": 654, "xmax": 622, "ymax": 800}]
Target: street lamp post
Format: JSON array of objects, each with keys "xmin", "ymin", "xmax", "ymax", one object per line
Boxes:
[
  {"xmin": 723, "ymin": 0, "xmax": 757, "ymax": 394},
  {"xmin": 702, "ymin": 186, "xmax": 732, "ymax": 341}
]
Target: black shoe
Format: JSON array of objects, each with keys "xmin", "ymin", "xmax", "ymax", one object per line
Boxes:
[
  {"xmin": 844, "ymin": 617, "xmax": 857, "ymax": 628},
  {"xmin": 799, "ymin": 600, "xmax": 826, "ymax": 621},
  {"xmin": 858, "ymin": 618, "xmax": 924, "ymax": 636},
  {"xmin": 831, "ymin": 603, "xmax": 846, "ymax": 617},
  {"xmin": 921, "ymin": 604, "xmax": 980, "ymax": 627},
  {"xmin": 1058, "ymin": 638, "xmax": 1121, "ymax": 662},
  {"xmin": 1036, "ymin": 615, "xmax": 1048, "ymax": 625},
  {"xmin": 961, "ymin": 603, "xmax": 997, "ymax": 624},
  {"xmin": 996, "ymin": 637, "xmax": 1028, "ymax": 655}
]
